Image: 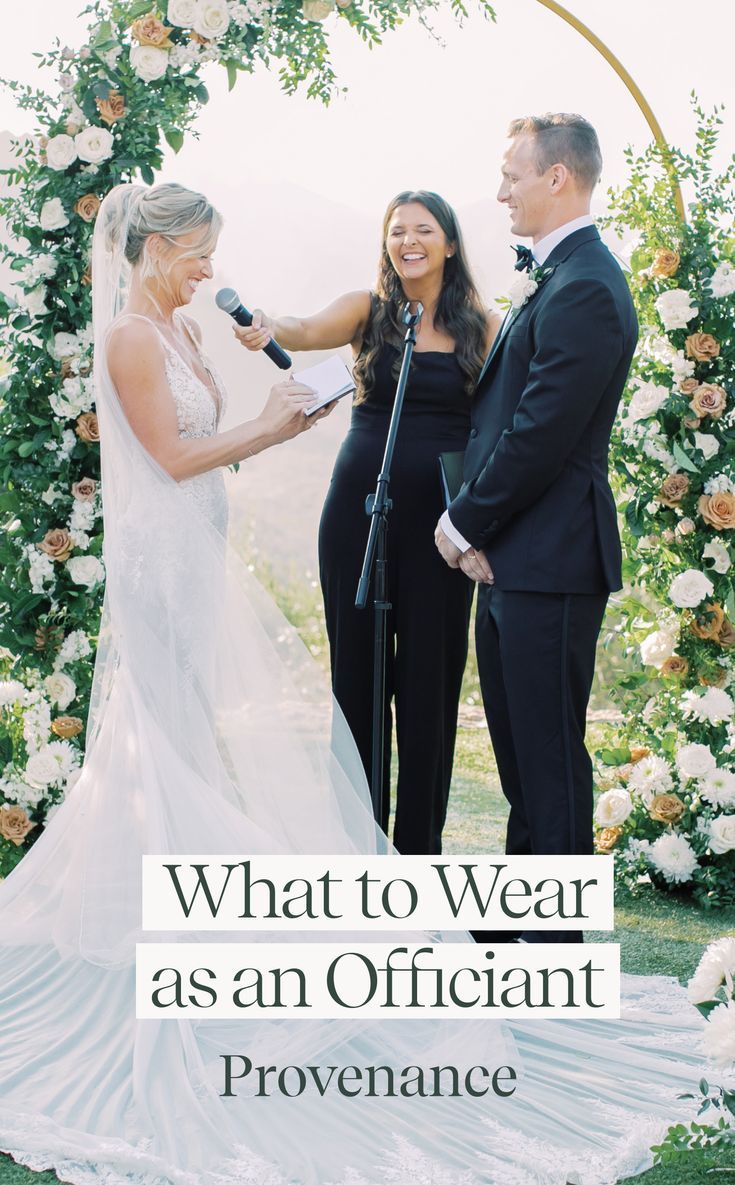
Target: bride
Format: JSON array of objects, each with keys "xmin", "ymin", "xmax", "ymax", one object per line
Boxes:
[{"xmin": 0, "ymin": 182, "xmax": 708, "ymax": 1185}]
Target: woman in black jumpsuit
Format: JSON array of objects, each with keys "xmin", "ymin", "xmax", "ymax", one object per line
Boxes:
[{"xmin": 234, "ymin": 191, "xmax": 498, "ymax": 852}]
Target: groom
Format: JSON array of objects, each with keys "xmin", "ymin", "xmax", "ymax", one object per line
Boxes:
[{"xmin": 435, "ymin": 113, "xmax": 638, "ymax": 943}]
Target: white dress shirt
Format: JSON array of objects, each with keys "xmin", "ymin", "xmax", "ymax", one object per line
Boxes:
[{"xmin": 439, "ymin": 214, "xmax": 596, "ymax": 554}]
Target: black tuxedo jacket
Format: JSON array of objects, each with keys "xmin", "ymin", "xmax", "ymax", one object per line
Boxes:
[{"xmin": 449, "ymin": 226, "xmax": 637, "ymax": 593}]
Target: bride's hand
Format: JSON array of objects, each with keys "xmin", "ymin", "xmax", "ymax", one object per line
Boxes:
[
  {"xmin": 258, "ymin": 379, "xmax": 317, "ymax": 442},
  {"xmin": 233, "ymin": 309, "xmax": 273, "ymax": 352}
]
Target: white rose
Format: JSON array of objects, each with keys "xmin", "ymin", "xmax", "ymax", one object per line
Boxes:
[
  {"xmin": 66, "ymin": 555, "xmax": 105, "ymax": 588},
  {"xmin": 671, "ymin": 351, "xmax": 695, "ymax": 383},
  {"xmin": 676, "ymin": 743, "xmax": 717, "ymax": 781},
  {"xmin": 702, "ymin": 539, "xmax": 731, "ymax": 575},
  {"xmin": 648, "ymin": 832, "xmax": 698, "ymax": 884},
  {"xmin": 668, "ymin": 569, "xmax": 715, "ymax": 609},
  {"xmin": 74, "ymin": 125, "xmax": 114, "ymax": 164},
  {"xmin": 46, "ymin": 133, "xmax": 77, "ymax": 171},
  {"xmin": 39, "ymin": 197, "xmax": 69, "ymax": 231},
  {"xmin": 693, "ymin": 432, "xmax": 720, "ymax": 461},
  {"xmin": 682, "ymin": 687, "xmax": 735, "ymax": 726},
  {"xmin": 708, "ymin": 814, "xmax": 735, "ymax": 855},
  {"xmin": 710, "ymin": 262, "xmax": 735, "ymax": 299},
  {"xmin": 627, "ymin": 379, "xmax": 669, "ymax": 423},
  {"xmin": 193, "ymin": 0, "xmax": 230, "ymax": 38},
  {"xmin": 0, "ymin": 680, "xmax": 25, "ymax": 707},
  {"xmin": 594, "ymin": 787, "xmax": 633, "ymax": 827},
  {"xmin": 640, "ymin": 627, "xmax": 677, "ymax": 669},
  {"xmin": 167, "ymin": 0, "xmax": 199, "ymax": 24},
  {"xmin": 509, "ymin": 276, "xmax": 538, "ymax": 310},
  {"xmin": 43, "ymin": 672, "xmax": 76, "ymax": 710},
  {"xmin": 130, "ymin": 44, "xmax": 170, "ymax": 81},
  {"xmin": 688, "ymin": 937, "xmax": 735, "ymax": 1004},
  {"xmin": 700, "ymin": 768, "xmax": 735, "ymax": 810},
  {"xmin": 22, "ymin": 286, "xmax": 49, "ymax": 318},
  {"xmin": 49, "ymin": 331, "xmax": 81, "ymax": 361},
  {"xmin": 25, "ymin": 751, "xmax": 62, "ymax": 789},
  {"xmin": 654, "ymin": 288, "xmax": 698, "ymax": 332},
  {"xmin": 703, "ymin": 1000, "xmax": 735, "ymax": 1068}
]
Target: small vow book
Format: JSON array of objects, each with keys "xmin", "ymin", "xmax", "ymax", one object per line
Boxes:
[
  {"xmin": 438, "ymin": 450, "xmax": 465, "ymax": 509},
  {"xmin": 294, "ymin": 356, "xmax": 356, "ymax": 416}
]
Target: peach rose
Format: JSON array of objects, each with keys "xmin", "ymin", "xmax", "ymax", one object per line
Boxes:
[
  {"xmin": 76, "ymin": 412, "xmax": 100, "ymax": 443},
  {"xmin": 81, "ymin": 262, "xmax": 92, "ymax": 286},
  {"xmin": 661, "ymin": 528, "xmax": 676, "ymax": 544},
  {"xmin": 651, "ymin": 248, "xmax": 680, "ymax": 278},
  {"xmin": 595, "ymin": 826, "xmax": 623, "ymax": 853},
  {"xmin": 131, "ymin": 14, "xmax": 174, "ymax": 47},
  {"xmin": 718, "ymin": 618, "xmax": 735, "ymax": 649},
  {"xmin": 661, "ymin": 655, "xmax": 689, "ymax": 678},
  {"xmin": 74, "ymin": 194, "xmax": 101, "ymax": 223},
  {"xmin": 72, "ymin": 477, "xmax": 97, "ymax": 501},
  {"xmin": 39, "ymin": 527, "xmax": 73, "ymax": 562},
  {"xmin": 679, "ymin": 377, "xmax": 699, "ymax": 395},
  {"xmin": 691, "ymin": 383, "xmax": 727, "ymax": 420},
  {"xmin": 691, "ymin": 601, "xmax": 726, "ymax": 641},
  {"xmin": 686, "ymin": 332, "xmax": 720, "ymax": 362},
  {"xmin": 51, "ymin": 715, "xmax": 84, "ymax": 739},
  {"xmin": 630, "ymin": 747, "xmax": 651, "ymax": 764},
  {"xmin": 60, "ymin": 359, "xmax": 75, "ymax": 380},
  {"xmin": 34, "ymin": 624, "xmax": 64, "ymax": 652},
  {"xmin": 659, "ymin": 473, "xmax": 689, "ymax": 508},
  {"xmin": 699, "ymin": 491, "xmax": 735, "ymax": 530},
  {"xmin": 0, "ymin": 805, "xmax": 35, "ymax": 846},
  {"xmin": 96, "ymin": 91, "xmax": 126, "ymax": 125},
  {"xmin": 683, "ymin": 416, "xmax": 702, "ymax": 430},
  {"xmin": 649, "ymin": 793, "xmax": 686, "ymax": 825}
]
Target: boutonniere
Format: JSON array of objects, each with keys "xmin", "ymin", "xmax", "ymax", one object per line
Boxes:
[{"xmin": 508, "ymin": 264, "xmax": 556, "ymax": 311}]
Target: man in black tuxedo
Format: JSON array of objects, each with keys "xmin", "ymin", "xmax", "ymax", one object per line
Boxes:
[{"xmin": 435, "ymin": 113, "xmax": 637, "ymax": 943}]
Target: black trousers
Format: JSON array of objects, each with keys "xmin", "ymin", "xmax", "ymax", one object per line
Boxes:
[
  {"xmin": 473, "ymin": 585, "xmax": 608, "ymax": 943},
  {"xmin": 319, "ymin": 501, "xmax": 473, "ymax": 855}
]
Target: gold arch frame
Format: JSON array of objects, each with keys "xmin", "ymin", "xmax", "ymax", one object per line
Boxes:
[{"xmin": 535, "ymin": 0, "xmax": 686, "ymax": 221}]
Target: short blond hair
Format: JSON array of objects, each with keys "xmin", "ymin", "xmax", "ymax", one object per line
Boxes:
[{"xmin": 508, "ymin": 113, "xmax": 602, "ymax": 190}]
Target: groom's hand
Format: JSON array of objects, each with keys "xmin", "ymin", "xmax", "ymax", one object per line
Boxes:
[
  {"xmin": 434, "ymin": 523, "xmax": 463, "ymax": 568},
  {"xmin": 459, "ymin": 548, "xmax": 494, "ymax": 585}
]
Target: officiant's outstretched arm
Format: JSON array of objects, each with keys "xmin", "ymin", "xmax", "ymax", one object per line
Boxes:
[
  {"xmin": 235, "ymin": 189, "xmax": 499, "ymax": 855},
  {"xmin": 436, "ymin": 115, "xmax": 638, "ymax": 943}
]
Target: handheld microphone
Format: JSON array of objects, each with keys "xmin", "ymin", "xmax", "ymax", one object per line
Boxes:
[{"xmin": 215, "ymin": 288, "xmax": 292, "ymax": 370}]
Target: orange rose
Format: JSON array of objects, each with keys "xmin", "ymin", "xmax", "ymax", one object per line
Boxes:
[
  {"xmin": 595, "ymin": 826, "xmax": 623, "ymax": 853},
  {"xmin": 686, "ymin": 332, "xmax": 720, "ymax": 362},
  {"xmin": 96, "ymin": 91, "xmax": 126, "ymax": 125},
  {"xmin": 0, "ymin": 806, "xmax": 35, "ymax": 845},
  {"xmin": 718, "ymin": 618, "xmax": 735, "ymax": 649},
  {"xmin": 51, "ymin": 715, "xmax": 83, "ymax": 739},
  {"xmin": 81, "ymin": 263, "xmax": 92, "ymax": 286},
  {"xmin": 659, "ymin": 473, "xmax": 689, "ymax": 508},
  {"xmin": 699, "ymin": 491, "xmax": 735, "ymax": 530},
  {"xmin": 651, "ymin": 248, "xmax": 680, "ymax": 278},
  {"xmin": 691, "ymin": 601, "xmax": 726, "ymax": 641},
  {"xmin": 75, "ymin": 412, "xmax": 100, "ymax": 443},
  {"xmin": 691, "ymin": 383, "xmax": 727, "ymax": 420},
  {"xmin": 630, "ymin": 747, "xmax": 651, "ymax": 764},
  {"xmin": 74, "ymin": 194, "xmax": 101, "ymax": 223},
  {"xmin": 39, "ymin": 527, "xmax": 73, "ymax": 562},
  {"xmin": 34, "ymin": 624, "xmax": 64, "ymax": 652},
  {"xmin": 72, "ymin": 477, "xmax": 97, "ymax": 501},
  {"xmin": 679, "ymin": 377, "xmax": 699, "ymax": 395},
  {"xmin": 131, "ymin": 14, "xmax": 174, "ymax": 47},
  {"xmin": 661, "ymin": 655, "xmax": 689, "ymax": 678},
  {"xmin": 649, "ymin": 794, "xmax": 686, "ymax": 825}
]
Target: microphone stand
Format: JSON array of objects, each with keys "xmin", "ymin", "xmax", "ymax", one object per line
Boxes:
[{"xmin": 355, "ymin": 301, "xmax": 423, "ymax": 829}]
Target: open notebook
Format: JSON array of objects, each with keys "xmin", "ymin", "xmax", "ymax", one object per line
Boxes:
[{"xmin": 293, "ymin": 356, "xmax": 356, "ymax": 416}]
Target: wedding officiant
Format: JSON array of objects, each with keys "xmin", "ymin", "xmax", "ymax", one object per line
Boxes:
[{"xmin": 235, "ymin": 190, "xmax": 499, "ymax": 854}]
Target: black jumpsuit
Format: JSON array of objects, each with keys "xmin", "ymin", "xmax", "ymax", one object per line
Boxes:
[{"xmin": 318, "ymin": 341, "xmax": 474, "ymax": 853}]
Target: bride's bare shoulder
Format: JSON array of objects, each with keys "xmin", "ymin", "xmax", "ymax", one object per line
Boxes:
[{"xmin": 106, "ymin": 314, "xmax": 165, "ymax": 374}]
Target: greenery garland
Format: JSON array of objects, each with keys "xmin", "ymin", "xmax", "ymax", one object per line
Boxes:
[
  {"xmin": 0, "ymin": 0, "xmax": 494, "ymax": 876},
  {"xmin": 597, "ymin": 104, "xmax": 735, "ymax": 908}
]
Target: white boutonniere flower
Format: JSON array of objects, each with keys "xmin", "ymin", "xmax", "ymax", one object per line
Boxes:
[{"xmin": 508, "ymin": 264, "xmax": 556, "ymax": 311}]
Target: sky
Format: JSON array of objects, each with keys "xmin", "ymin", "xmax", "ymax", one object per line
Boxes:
[{"xmin": 1, "ymin": 1, "xmax": 734, "ymax": 567}]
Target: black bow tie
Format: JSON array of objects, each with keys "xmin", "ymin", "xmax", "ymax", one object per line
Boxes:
[{"xmin": 513, "ymin": 244, "xmax": 536, "ymax": 272}]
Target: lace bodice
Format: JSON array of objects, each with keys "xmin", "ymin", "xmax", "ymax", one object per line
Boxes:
[{"xmin": 158, "ymin": 318, "xmax": 229, "ymax": 535}]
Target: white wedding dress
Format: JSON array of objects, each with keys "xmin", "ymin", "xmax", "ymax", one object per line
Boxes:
[{"xmin": 0, "ymin": 189, "xmax": 709, "ymax": 1185}]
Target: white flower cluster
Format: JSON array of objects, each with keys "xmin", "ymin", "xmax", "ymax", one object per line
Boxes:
[
  {"xmin": 54, "ymin": 629, "xmax": 91, "ymax": 670},
  {"xmin": 46, "ymin": 126, "xmax": 114, "ymax": 171},
  {"xmin": 682, "ymin": 686, "xmax": 735, "ymax": 726},
  {"xmin": 68, "ymin": 499, "xmax": 97, "ymax": 550},
  {"xmin": 626, "ymin": 378, "xmax": 671, "ymax": 423},
  {"xmin": 43, "ymin": 428, "xmax": 78, "ymax": 464},
  {"xmin": 710, "ymin": 261, "xmax": 735, "ymax": 299},
  {"xmin": 43, "ymin": 672, "xmax": 76, "ymax": 711},
  {"xmin": 693, "ymin": 431, "xmax": 719, "ymax": 461},
  {"xmin": 702, "ymin": 538, "xmax": 731, "ymax": 574},
  {"xmin": 688, "ymin": 937, "xmax": 735, "ymax": 1069},
  {"xmin": 49, "ymin": 375, "xmax": 95, "ymax": 421},
  {"xmin": 24, "ymin": 740, "xmax": 80, "ymax": 792},
  {"xmin": 654, "ymin": 288, "xmax": 698, "ymax": 332},
  {"xmin": 18, "ymin": 253, "xmax": 58, "ymax": 285},
  {"xmin": 168, "ymin": 0, "xmax": 231, "ymax": 37},
  {"xmin": 639, "ymin": 624, "xmax": 678, "ymax": 669},
  {"xmin": 668, "ymin": 568, "xmax": 714, "ymax": 609},
  {"xmin": 0, "ymin": 680, "xmax": 25, "ymax": 708},
  {"xmin": 23, "ymin": 544, "xmax": 55, "ymax": 595},
  {"xmin": 22, "ymin": 690, "xmax": 52, "ymax": 754},
  {"xmin": 39, "ymin": 197, "xmax": 69, "ymax": 232},
  {"xmin": 648, "ymin": 832, "xmax": 698, "ymax": 884},
  {"xmin": 703, "ymin": 474, "xmax": 735, "ymax": 496},
  {"xmin": 228, "ymin": 0, "xmax": 270, "ymax": 26},
  {"xmin": 628, "ymin": 754, "xmax": 673, "ymax": 804}
]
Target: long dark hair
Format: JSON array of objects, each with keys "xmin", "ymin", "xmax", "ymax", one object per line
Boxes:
[{"xmin": 353, "ymin": 190, "xmax": 487, "ymax": 402}]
